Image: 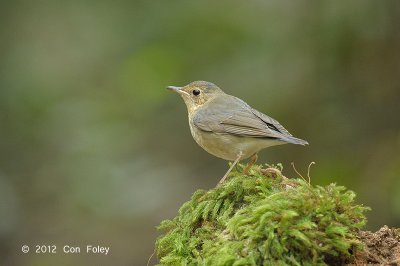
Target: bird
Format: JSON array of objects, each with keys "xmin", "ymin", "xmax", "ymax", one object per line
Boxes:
[{"xmin": 167, "ymin": 81, "xmax": 308, "ymax": 184}]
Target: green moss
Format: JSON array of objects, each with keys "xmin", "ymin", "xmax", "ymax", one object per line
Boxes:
[{"xmin": 155, "ymin": 164, "xmax": 369, "ymax": 266}]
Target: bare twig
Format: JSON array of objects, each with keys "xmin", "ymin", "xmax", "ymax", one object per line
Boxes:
[
  {"xmin": 291, "ymin": 162, "xmax": 307, "ymax": 183},
  {"xmin": 307, "ymin": 162, "xmax": 315, "ymax": 185},
  {"xmin": 147, "ymin": 249, "xmax": 156, "ymax": 266}
]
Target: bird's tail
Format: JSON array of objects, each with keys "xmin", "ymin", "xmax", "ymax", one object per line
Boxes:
[{"xmin": 281, "ymin": 136, "xmax": 309, "ymax": 146}]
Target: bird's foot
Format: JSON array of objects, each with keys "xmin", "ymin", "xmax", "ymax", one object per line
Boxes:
[{"xmin": 243, "ymin": 153, "xmax": 258, "ymax": 175}]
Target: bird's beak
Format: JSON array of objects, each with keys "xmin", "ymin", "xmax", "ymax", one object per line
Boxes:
[{"xmin": 166, "ymin": 86, "xmax": 182, "ymax": 93}]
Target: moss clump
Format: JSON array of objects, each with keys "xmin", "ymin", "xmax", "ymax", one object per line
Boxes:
[{"xmin": 155, "ymin": 164, "xmax": 369, "ymax": 266}]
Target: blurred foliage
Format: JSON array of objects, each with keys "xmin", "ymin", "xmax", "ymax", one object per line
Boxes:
[{"xmin": 0, "ymin": 1, "xmax": 399, "ymax": 265}]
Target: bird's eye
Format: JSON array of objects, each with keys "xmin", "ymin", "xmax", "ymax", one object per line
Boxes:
[{"xmin": 192, "ymin": 89, "xmax": 201, "ymax": 96}]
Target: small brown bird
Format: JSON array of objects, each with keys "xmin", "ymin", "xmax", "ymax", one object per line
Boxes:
[{"xmin": 167, "ymin": 81, "xmax": 308, "ymax": 183}]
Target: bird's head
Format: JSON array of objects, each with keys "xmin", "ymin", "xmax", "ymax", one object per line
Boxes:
[{"xmin": 167, "ymin": 81, "xmax": 224, "ymax": 113}]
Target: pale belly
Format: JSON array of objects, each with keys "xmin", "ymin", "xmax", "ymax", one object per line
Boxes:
[{"xmin": 189, "ymin": 123, "xmax": 284, "ymax": 161}]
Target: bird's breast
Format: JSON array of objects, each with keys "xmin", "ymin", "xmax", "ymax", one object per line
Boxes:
[{"xmin": 188, "ymin": 119, "xmax": 280, "ymax": 161}]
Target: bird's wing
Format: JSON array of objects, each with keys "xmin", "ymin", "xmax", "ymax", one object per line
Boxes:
[
  {"xmin": 249, "ymin": 108, "xmax": 292, "ymax": 136},
  {"xmin": 192, "ymin": 95, "xmax": 292, "ymax": 139}
]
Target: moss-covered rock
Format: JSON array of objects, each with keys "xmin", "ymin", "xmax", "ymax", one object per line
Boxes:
[{"xmin": 155, "ymin": 164, "xmax": 369, "ymax": 266}]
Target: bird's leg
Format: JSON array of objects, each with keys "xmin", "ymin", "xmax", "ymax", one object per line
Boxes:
[
  {"xmin": 244, "ymin": 153, "xmax": 258, "ymax": 175},
  {"xmin": 218, "ymin": 151, "xmax": 242, "ymax": 184}
]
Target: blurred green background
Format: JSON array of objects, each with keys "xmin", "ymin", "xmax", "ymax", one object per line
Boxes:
[{"xmin": 1, "ymin": 1, "xmax": 399, "ymax": 265}]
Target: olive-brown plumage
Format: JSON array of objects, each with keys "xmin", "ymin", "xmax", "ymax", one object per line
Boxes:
[{"xmin": 167, "ymin": 81, "xmax": 308, "ymax": 183}]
